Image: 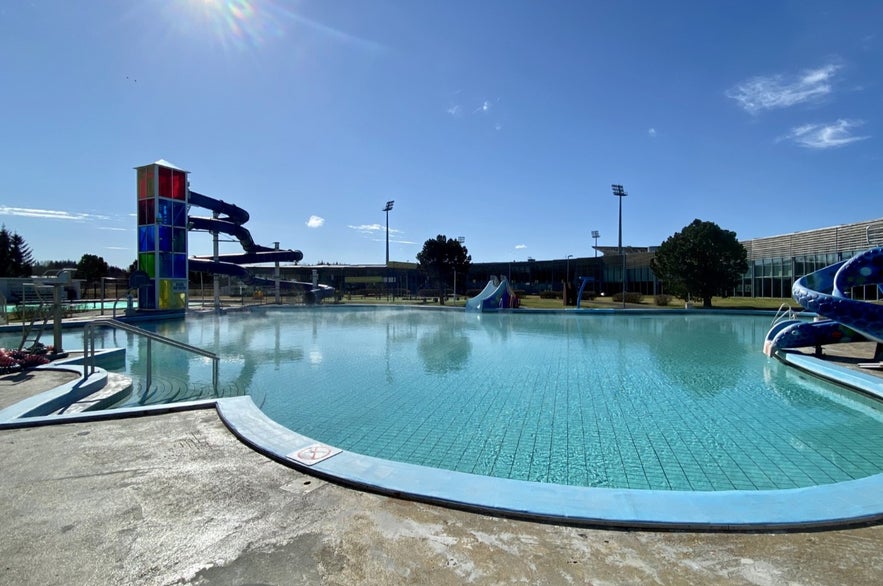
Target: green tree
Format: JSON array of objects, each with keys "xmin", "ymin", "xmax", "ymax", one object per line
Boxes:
[
  {"xmin": 649, "ymin": 219, "xmax": 748, "ymax": 308},
  {"xmin": 0, "ymin": 226, "xmax": 35, "ymax": 277},
  {"xmin": 76, "ymin": 254, "xmax": 110, "ymax": 297},
  {"xmin": 416, "ymin": 234, "xmax": 471, "ymax": 304},
  {"xmin": 9, "ymin": 233, "xmax": 35, "ymax": 277}
]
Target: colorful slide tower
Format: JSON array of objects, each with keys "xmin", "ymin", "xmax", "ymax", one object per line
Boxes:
[
  {"xmin": 133, "ymin": 159, "xmax": 330, "ymax": 314},
  {"xmin": 135, "ymin": 160, "xmax": 190, "ymax": 312}
]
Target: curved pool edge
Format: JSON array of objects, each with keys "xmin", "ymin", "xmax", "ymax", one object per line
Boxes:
[
  {"xmin": 215, "ymin": 395, "xmax": 883, "ymax": 531},
  {"xmin": 779, "ymin": 351, "xmax": 883, "ymax": 401}
]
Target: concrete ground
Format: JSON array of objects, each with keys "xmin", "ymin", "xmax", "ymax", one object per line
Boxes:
[{"xmin": 2, "ymin": 340, "xmax": 883, "ymax": 584}]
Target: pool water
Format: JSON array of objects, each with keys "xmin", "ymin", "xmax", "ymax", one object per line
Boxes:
[{"xmin": 34, "ymin": 307, "xmax": 883, "ymax": 491}]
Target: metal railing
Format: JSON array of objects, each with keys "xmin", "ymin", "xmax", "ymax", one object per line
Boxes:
[
  {"xmin": 83, "ymin": 320, "xmax": 219, "ymax": 394},
  {"xmin": 770, "ymin": 302, "xmax": 797, "ymax": 326}
]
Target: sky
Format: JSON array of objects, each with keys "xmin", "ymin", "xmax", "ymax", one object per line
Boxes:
[{"xmin": 1, "ymin": 1, "xmax": 881, "ymax": 270}]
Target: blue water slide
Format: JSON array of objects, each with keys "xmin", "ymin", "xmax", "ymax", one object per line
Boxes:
[
  {"xmin": 765, "ymin": 246, "xmax": 883, "ymax": 354},
  {"xmin": 187, "ymin": 190, "xmax": 331, "ymax": 302},
  {"xmin": 465, "ymin": 278, "xmax": 517, "ymax": 312}
]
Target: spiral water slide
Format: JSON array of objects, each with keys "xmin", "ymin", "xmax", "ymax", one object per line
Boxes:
[
  {"xmin": 764, "ymin": 246, "xmax": 883, "ymax": 356},
  {"xmin": 188, "ymin": 191, "xmax": 333, "ymax": 302}
]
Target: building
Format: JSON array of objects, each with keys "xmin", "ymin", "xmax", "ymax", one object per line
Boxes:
[{"xmin": 246, "ymin": 217, "xmax": 883, "ymax": 301}]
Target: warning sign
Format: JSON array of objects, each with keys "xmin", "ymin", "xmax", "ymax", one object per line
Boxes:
[{"xmin": 287, "ymin": 443, "xmax": 341, "ymax": 466}]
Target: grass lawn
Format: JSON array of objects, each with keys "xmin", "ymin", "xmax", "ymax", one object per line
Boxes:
[{"xmin": 334, "ymin": 293, "xmax": 797, "ymax": 311}]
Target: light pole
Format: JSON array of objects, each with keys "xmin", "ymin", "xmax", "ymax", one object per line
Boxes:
[
  {"xmin": 591, "ymin": 230, "xmax": 600, "ymax": 257},
  {"xmin": 383, "ymin": 200, "xmax": 395, "ymax": 266},
  {"xmin": 611, "ymin": 184, "xmax": 627, "ymax": 308},
  {"xmin": 566, "ymin": 254, "xmax": 573, "ymax": 282}
]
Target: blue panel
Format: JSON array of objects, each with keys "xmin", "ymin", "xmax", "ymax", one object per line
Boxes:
[
  {"xmin": 138, "ymin": 226, "xmax": 155, "ymax": 252},
  {"xmin": 173, "ymin": 201, "xmax": 187, "ymax": 227},
  {"xmin": 173, "ymin": 253, "xmax": 187, "ymax": 278},
  {"xmin": 157, "ymin": 198, "xmax": 173, "ymax": 226}
]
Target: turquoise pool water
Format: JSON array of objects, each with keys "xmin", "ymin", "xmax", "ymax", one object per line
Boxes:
[{"xmin": 19, "ymin": 307, "xmax": 883, "ymax": 492}]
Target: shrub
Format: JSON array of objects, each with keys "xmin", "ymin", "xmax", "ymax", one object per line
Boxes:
[
  {"xmin": 612, "ymin": 291, "xmax": 644, "ymax": 304},
  {"xmin": 654, "ymin": 294, "xmax": 672, "ymax": 306}
]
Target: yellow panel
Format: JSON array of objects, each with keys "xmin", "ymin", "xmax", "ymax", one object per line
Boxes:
[{"xmin": 159, "ymin": 279, "xmax": 187, "ymax": 310}]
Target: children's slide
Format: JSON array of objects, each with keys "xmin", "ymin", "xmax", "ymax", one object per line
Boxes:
[
  {"xmin": 188, "ymin": 190, "xmax": 333, "ymax": 302},
  {"xmin": 465, "ymin": 278, "xmax": 518, "ymax": 312},
  {"xmin": 764, "ymin": 246, "xmax": 883, "ymax": 355}
]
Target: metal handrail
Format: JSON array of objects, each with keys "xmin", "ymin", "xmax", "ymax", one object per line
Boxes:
[
  {"xmin": 83, "ymin": 320, "xmax": 218, "ymax": 394},
  {"xmin": 770, "ymin": 302, "xmax": 796, "ymax": 326}
]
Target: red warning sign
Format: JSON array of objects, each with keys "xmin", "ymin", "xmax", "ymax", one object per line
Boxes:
[{"xmin": 288, "ymin": 443, "xmax": 341, "ymax": 466}]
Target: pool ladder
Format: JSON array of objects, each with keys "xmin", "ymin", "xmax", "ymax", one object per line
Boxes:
[{"xmin": 83, "ymin": 320, "xmax": 219, "ymax": 395}]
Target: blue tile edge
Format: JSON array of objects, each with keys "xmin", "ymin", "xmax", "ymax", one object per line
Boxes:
[
  {"xmin": 0, "ymin": 364, "xmax": 105, "ymax": 422},
  {"xmin": 216, "ymin": 395, "xmax": 883, "ymax": 530},
  {"xmin": 781, "ymin": 351, "xmax": 883, "ymax": 400}
]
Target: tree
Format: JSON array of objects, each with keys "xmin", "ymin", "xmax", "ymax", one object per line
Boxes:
[
  {"xmin": 76, "ymin": 254, "xmax": 110, "ymax": 298},
  {"xmin": 649, "ymin": 219, "xmax": 748, "ymax": 308},
  {"xmin": 416, "ymin": 235, "xmax": 471, "ymax": 304},
  {"xmin": 9, "ymin": 233, "xmax": 35, "ymax": 276},
  {"xmin": 0, "ymin": 226, "xmax": 34, "ymax": 277}
]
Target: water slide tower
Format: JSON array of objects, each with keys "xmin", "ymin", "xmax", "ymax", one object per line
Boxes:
[{"xmin": 134, "ymin": 160, "xmax": 189, "ymax": 312}]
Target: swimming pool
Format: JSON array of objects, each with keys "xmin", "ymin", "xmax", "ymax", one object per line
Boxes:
[{"xmin": 52, "ymin": 306, "xmax": 883, "ymax": 493}]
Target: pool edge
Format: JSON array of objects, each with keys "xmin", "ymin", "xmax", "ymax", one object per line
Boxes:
[{"xmin": 215, "ymin": 395, "xmax": 883, "ymax": 531}]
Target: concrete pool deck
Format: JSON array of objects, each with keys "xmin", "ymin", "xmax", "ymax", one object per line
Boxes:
[{"xmin": 2, "ymin": 343, "xmax": 883, "ymax": 582}]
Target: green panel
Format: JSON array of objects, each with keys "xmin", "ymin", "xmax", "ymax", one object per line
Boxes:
[{"xmin": 139, "ymin": 253, "xmax": 156, "ymax": 278}]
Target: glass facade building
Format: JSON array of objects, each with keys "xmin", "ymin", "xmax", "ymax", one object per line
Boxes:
[{"xmin": 237, "ymin": 218, "xmax": 883, "ymax": 301}]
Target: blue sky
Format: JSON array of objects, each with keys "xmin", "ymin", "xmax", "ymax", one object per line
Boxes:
[{"xmin": 1, "ymin": 1, "xmax": 881, "ymax": 269}]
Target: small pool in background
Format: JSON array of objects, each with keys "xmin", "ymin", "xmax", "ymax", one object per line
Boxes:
[{"xmin": 20, "ymin": 306, "xmax": 883, "ymax": 494}]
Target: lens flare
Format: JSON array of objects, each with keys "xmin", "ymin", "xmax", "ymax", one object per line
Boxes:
[{"xmin": 180, "ymin": 0, "xmax": 288, "ymax": 50}]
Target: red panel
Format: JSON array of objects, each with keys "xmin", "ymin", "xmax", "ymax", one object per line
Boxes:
[
  {"xmin": 171, "ymin": 170, "xmax": 187, "ymax": 200},
  {"xmin": 137, "ymin": 167, "xmax": 154, "ymax": 199},
  {"xmin": 158, "ymin": 167, "xmax": 172, "ymax": 198}
]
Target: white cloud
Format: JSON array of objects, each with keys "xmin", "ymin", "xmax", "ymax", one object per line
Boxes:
[
  {"xmin": 348, "ymin": 223, "xmax": 383, "ymax": 233},
  {"xmin": 726, "ymin": 64, "xmax": 841, "ymax": 114},
  {"xmin": 306, "ymin": 215, "xmax": 325, "ymax": 228},
  {"xmin": 515, "ymin": 244, "xmax": 527, "ymax": 249},
  {"xmin": 447, "ymin": 104, "xmax": 462, "ymax": 117},
  {"xmin": 98, "ymin": 226, "xmax": 128, "ymax": 231},
  {"xmin": 475, "ymin": 100, "xmax": 491, "ymax": 114},
  {"xmin": 348, "ymin": 223, "xmax": 402, "ymax": 236},
  {"xmin": 0, "ymin": 206, "xmax": 110, "ymax": 221},
  {"xmin": 648, "ymin": 128, "xmax": 657, "ymax": 137},
  {"xmin": 781, "ymin": 119, "xmax": 870, "ymax": 149}
]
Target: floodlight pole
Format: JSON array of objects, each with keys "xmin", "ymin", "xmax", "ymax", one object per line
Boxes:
[
  {"xmin": 591, "ymin": 230, "xmax": 600, "ymax": 257},
  {"xmin": 612, "ymin": 184, "xmax": 627, "ymax": 308},
  {"xmin": 383, "ymin": 200, "xmax": 394, "ymax": 301},
  {"xmin": 383, "ymin": 200, "xmax": 395, "ymax": 266}
]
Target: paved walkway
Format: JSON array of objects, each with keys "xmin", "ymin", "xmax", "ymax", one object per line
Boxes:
[{"xmin": 2, "ymin": 363, "xmax": 883, "ymax": 584}]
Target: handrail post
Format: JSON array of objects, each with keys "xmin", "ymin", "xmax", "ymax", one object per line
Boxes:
[
  {"xmin": 83, "ymin": 325, "xmax": 89, "ymax": 378},
  {"xmin": 146, "ymin": 338, "xmax": 152, "ymax": 391},
  {"xmin": 84, "ymin": 319, "xmax": 219, "ymax": 397}
]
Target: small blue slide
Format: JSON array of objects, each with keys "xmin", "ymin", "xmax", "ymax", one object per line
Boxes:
[
  {"xmin": 764, "ymin": 246, "xmax": 883, "ymax": 355},
  {"xmin": 465, "ymin": 278, "xmax": 518, "ymax": 312},
  {"xmin": 188, "ymin": 190, "xmax": 333, "ymax": 302}
]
